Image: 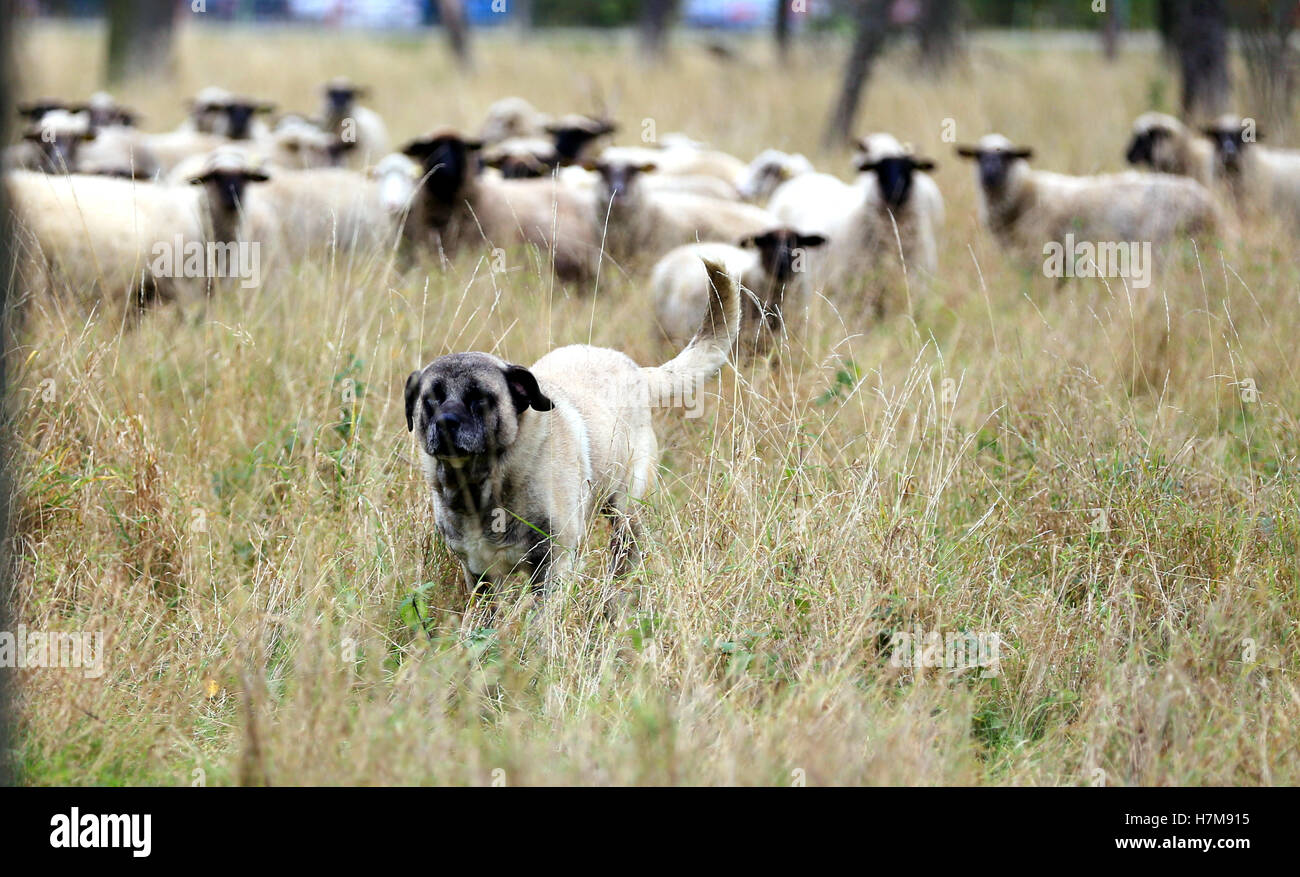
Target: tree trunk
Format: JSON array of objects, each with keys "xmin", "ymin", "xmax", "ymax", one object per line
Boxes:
[
  {"xmin": 437, "ymin": 0, "xmax": 472, "ymax": 70},
  {"xmin": 1101, "ymin": 0, "xmax": 1125, "ymax": 62},
  {"xmin": 0, "ymin": 0, "xmax": 16, "ymax": 790},
  {"xmin": 515, "ymin": 0, "xmax": 534, "ymax": 31},
  {"xmin": 640, "ymin": 0, "xmax": 678, "ymax": 61},
  {"xmin": 1235, "ymin": 0, "xmax": 1296, "ymax": 139},
  {"xmin": 105, "ymin": 0, "xmax": 177, "ymax": 85},
  {"xmin": 917, "ymin": 0, "xmax": 961, "ymax": 73},
  {"xmin": 1169, "ymin": 0, "xmax": 1230, "ymax": 121},
  {"xmin": 823, "ymin": 0, "xmax": 892, "ymax": 149},
  {"xmin": 775, "ymin": 0, "xmax": 792, "ymax": 64}
]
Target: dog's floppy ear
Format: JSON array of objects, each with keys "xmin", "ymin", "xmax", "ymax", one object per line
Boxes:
[
  {"xmin": 504, "ymin": 365, "xmax": 553, "ymax": 413},
  {"xmin": 404, "ymin": 369, "xmax": 422, "ymax": 432}
]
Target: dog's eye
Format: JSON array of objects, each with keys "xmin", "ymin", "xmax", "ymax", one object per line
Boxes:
[
  {"xmin": 431, "ymin": 383, "xmax": 446, "ymax": 404},
  {"xmin": 470, "ymin": 395, "xmax": 492, "ymax": 412}
]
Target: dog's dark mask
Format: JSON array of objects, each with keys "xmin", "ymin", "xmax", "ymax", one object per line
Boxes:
[{"xmin": 405, "ymin": 355, "xmax": 553, "ymax": 462}]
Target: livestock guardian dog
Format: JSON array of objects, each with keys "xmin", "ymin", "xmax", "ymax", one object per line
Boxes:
[{"xmin": 405, "ymin": 260, "xmax": 741, "ymax": 604}]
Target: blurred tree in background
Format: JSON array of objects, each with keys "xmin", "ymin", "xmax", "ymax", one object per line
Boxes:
[
  {"xmin": 1234, "ymin": 0, "xmax": 1297, "ymax": 137},
  {"xmin": 105, "ymin": 0, "xmax": 176, "ymax": 83},
  {"xmin": 1167, "ymin": 0, "xmax": 1230, "ymax": 121}
]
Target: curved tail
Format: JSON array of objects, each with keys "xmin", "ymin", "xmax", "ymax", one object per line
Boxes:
[{"xmin": 640, "ymin": 258, "xmax": 741, "ymax": 407}]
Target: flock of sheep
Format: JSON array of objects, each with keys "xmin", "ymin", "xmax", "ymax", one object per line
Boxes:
[{"xmin": 4, "ymin": 81, "xmax": 1297, "ymax": 346}]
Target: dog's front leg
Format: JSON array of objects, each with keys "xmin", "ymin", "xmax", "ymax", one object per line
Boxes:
[{"xmin": 461, "ymin": 566, "xmax": 500, "ymax": 633}]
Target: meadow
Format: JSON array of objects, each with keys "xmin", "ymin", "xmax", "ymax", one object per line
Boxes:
[{"xmin": 7, "ymin": 21, "xmax": 1300, "ymax": 785}]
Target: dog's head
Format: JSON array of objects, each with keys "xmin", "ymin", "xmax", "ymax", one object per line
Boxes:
[{"xmin": 405, "ymin": 352, "xmax": 553, "ymax": 464}]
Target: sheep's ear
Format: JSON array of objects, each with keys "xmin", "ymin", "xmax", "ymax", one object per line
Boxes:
[
  {"xmin": 187, "ymin": 172, "xmax": 214, "ymax": 185},
  {"xmin": 581, "ymin": 160, "xmax": 602, "ymax": 173},
  {"xmin": 912, "ymin": 158, "xmax": 937, "ymax": 172},
  {"xmin": 634, "ymin": 162, "xmax": 658, "ymax": 174},
  {"xmin": 481, "ymin": 154, "xmax": 505, "ymax": 169},
  {"xmin": 255, "ymin": 103, "xmax": 276, "ymax": 114},
  {"xmin": 1010, "ymin": 147, "xmax": 1034, "ymax": 160},
  {"xmin": 797, "ymin": 233, "xmax": 828, "ymax": 249},
  {"xmin": 855, "ymin": 157, "xmax": 878, "ymax": 172},
  {"xmin": 737, "ymin": 233, "xmax": 761, "ymax": 249},
  {"xmin": 402, "ymin": 138, "xmax": 434, "ymax": 158},
  {"xmin": 463, "ymin": 138, "xmax": 484, "ymax": 152},
  {"xmin": 503, "ymin": 365, "xmax": 553, "ymax": 413},
  {"xmin": 404, "ymin": 370, "xmax": 422, "ymax": 432},
  {"xmin": 955, "ymin": 145, "xmax": 979, "ymax": 158},
  {"xmin": 17, "ymin": 101, "xmax": 54, "ymax": 118},
  {"xmin": 242, "ymin": 169, "xmax": 270, "ymax": 183}
]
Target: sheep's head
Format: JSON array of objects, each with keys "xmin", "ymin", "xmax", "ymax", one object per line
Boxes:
[
  {"xmin": 324, "ymin": 77, "xmax": 367, "ymax": 111},
  {"xmin": 585, "ymin": 158, "xmax": 656, "ymax": 204},
  {"xmin": 1201, "ymin": 115, "xmax": 1255, "ymax": 174},
  {"xmin": 402, "ymin": 131, "xmax": 483, "ymax": 204},
  {"xmin": 856, "ymin": 153, "xmax": 936, "ymax": 211},
  {"xmin": 186, "ymin": 87, "xmax": 235, "ymax": 133},
  {"xmin": 545, "ymin": 116, "xmax": 616, "ymax": 165},
  {"xmin": 956, "ymin": 135, "xmax": 1033, "ymax": 192},
  {"xmin": 483, "ymin": 150, "xmax": 554, "ymax": 179},
  {"xmin": 737, "ymin": 149, "xmax": 813, "ymax": 202},
  {"xmin": 16, "ymin": 98, "xmax": 72, "ymax": 122},
  {"xmin": 188, "ymin": 151, "xmax": 270, "ymax": 213},
  {"xmin": 479, "ymin": 96, "xmax": 548, "ymax": 145},
  {"xmin": 1125, "ymin": 112, "xmax": 1183, "ymax": 170},
  {"xmin": 741, "ymin": 228, "xmax": 827, "ymax": 288},
  {"xmin": 220, "ymin": 97, "xmax": 276, "ymax": 140},
  {"xmin": 271, "ymin": 119, "xmax": 349, "ymax": 169},
  {"xmin": 78, "ymin": 92, "xmax": 139, "ymax": 128},
  {"xmin": 23, "ymin": 110, "xmax": 96, "ymax": 173}
]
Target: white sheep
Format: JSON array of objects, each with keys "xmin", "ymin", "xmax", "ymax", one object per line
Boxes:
[
  {"xmin": 478, "ymin": 96, "xmax": 551, "ymax": 146},
  {"xmin": 598, "ymin": 142, "xmax": 748, "ymax": 194},
  {"xmin": 480, "ymin": 116, "xmax": 616, "ymax": 179},
  {"xmin": 768, "ymin": 137, "xmax": 943, "ymax": 313},
  {"xmin": 402, "ymin": 130, "xmax": 601, "ymax": 282},
  {"xmin": 651, "ymin": 227, "xmax": 826, "ymax": 353},
  {"xmin": 5, "ymin": 170, "xmax": 238, "ymax": 315},
  {"xmin": 588, "ymin": 156, "xmax": 776, "ymax": 265},
  {"xmin": 1201, "ymin": 115, "xmax": 1300, "ymax": 230},
  {"xmin": 1125, "ymin": 112, "xmax": 1216, "ymax": 185},
  {"xmin": 955, "ymin": 133, "xmax": 1228, "ymax": 264},
  {"xmin": 319, "ymin": 77, "xmax": 390, "ymax": 168},
  {"xmin": 736, "ymin": 149, "xmax": 815, "ymax": 203}
]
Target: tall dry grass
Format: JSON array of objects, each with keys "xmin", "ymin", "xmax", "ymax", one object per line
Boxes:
[{"xmin": 7, "ymin": 22, "xmax": 1300, "ymax": 785}]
